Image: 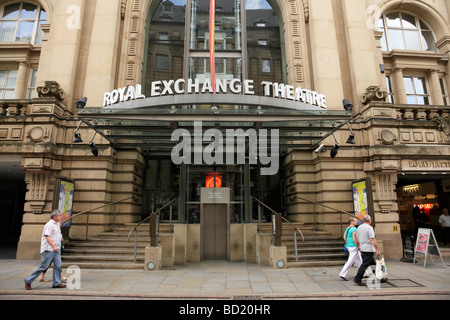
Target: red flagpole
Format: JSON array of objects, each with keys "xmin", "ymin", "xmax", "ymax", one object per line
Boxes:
[{"xmin": 209, "ymin": 0, "xmax": 216, "ymax": 94}]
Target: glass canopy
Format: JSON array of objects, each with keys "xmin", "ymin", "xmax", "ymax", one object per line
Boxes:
[{"xmin": 77, "ymin": 94, "xmax": 351, "ymax": 157}]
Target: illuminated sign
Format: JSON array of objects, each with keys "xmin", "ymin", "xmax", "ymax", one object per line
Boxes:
[{"xmin": 206, "ymin": 174, "xmax": 222, "ymax": 188}]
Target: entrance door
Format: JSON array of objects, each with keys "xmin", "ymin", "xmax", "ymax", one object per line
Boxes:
[{"xmin": 202, "ymin": 204, "xmax": 228, "ymax": 260}]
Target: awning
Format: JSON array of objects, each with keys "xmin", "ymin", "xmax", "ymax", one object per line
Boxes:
[{"xmin": 77, "ymin": 94, "xmax": 351, "ymax": 157}]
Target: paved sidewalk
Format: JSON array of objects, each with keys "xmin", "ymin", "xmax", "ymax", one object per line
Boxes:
[{"xmin": 1, "ymin": 255, "xmax": 450, "ymax": 300}]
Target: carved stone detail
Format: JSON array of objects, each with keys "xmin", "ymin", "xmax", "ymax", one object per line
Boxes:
[
  {"xmin": 36, "ymin": 81, "xmax": 65, "ymax": 101},
  {"xmin": 361, "ymin": 86, "xmax": 388, "ymax": 105}
]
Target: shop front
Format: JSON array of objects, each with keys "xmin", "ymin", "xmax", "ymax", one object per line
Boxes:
[{"xmin": 397, "ymin": 159, "xmax": 450, "ymax": 247}]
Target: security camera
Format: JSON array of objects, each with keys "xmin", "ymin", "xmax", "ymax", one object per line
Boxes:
[
  {"xmin": 76, "ymin": 97, "xmax": 88, "ymax": 109},
  {"xmin": 343, "ymin": 99, "xmax": 353, "ymax": 113},
  {"xmin": 314, "ymin": 144, "xmax": 325, "ymax": 153}
]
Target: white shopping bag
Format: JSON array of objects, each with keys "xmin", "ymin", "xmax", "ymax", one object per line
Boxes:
[{"xmin": 375, "ymin": 258, "xmax": 388, "ymax": 280}]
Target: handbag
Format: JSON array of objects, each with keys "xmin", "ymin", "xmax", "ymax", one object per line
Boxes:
[{"xmin": 375, "ymin": 257, "xmax": 388, "ymax": 280}]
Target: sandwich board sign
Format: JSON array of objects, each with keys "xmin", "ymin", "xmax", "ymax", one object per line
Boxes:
[{"xmin": 413, "ymin": 228, "xmax": 446, "ymax": 268}]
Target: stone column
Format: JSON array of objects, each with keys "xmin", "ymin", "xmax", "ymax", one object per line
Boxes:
[
  {"xmin": 392, "ymin": 67, "xmax": 407, "ymax": 104},
  {"xmin": 429, "ymin": 69, "xmax": 445, "ymax": 106},
  {"xmin": 14, "ymin": 61, "xmax": 29, "ymax": 99}
]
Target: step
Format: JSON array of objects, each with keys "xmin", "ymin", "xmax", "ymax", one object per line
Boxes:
[
  {"xmin": 287, "ymin": 252, "xmax": 348, "ymax": 261},
  {"xmin": 61, "ymin": 254, "xmax": 144, "ymax": 263},
  {"xmin": 287, "ymin": 260, "xmax": 347, "ymax": 268},
  {"xmin": 61, "ymin": 262, "xmax": 145, "ymax": 270}
]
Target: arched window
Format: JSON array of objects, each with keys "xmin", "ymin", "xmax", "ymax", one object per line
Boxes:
[
  {"xmin": 143, "ymin": 0, "xmax": 284, "ymax": 97},
  {"xmin": 0, "ymin": 2, "xmax": 47, "ymax": 44},
  {"xmin": 378, "ymin": 12, "xmax": 437, "ymax": 52}
]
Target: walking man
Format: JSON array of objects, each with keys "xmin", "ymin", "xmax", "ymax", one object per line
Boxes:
[
  {"xmin": 353, "ymin": 215, "xmax": 382, "ymax": 286},
  {"xmin": 439, "ymin": 208, "xmax": 450, "ymax": 247},
  {"xmin": 24, "ymin": 210, "xmax": 66, "ymax": 290}
]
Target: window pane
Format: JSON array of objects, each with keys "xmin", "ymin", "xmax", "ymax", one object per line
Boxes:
[
  {"xmin": 404, "ymin": 77, "xmax": 414, "ymax": 94},
  {"xmin": 21, "ymin": 3, "xmax": 37, "ymax": 19},
  {"xmin": 35, "ymin": 20, "xmax": 44, "ymax": 44},
  {"xmin": 6, "ymin": 70, "xmax": 17, "ymax": 88},
  {"xmin": 39, "ymin": 9, "xmax": 47, "ymax": 21},
  {"xmin": 416, "ymin": 96, "xmax": 427, "ymax": 105},
  {"xmin": 388, "ymin": 29, "xmax": 405, "ymax": 49},
  {"xmin": 401, "ymin": 13, "xmax": 417, "ymax": 29},
  {"xmin": 386, "ymin": 12, "xmax": 401, "ymax": 28},
  {"xmin": 419, "ymin": 20, "xmax": 430, "ymax": 31},
  {"xmin": 379, "ymin": 30, "xmax": 388, "ymax": 51},
  {"xmin": 190, "ymin": 0, "xmax": 241, "ymax": 51},
  {"xmin": 2, "ymin": 3, "xmax": 20, "ymax": 19},
  {"xmin": 404, "ymin": 30, "xmax": 421, "ymax": 50},
  {"xmin": 16, "ymin": 21, "xmax": 34, "ymax": 41},
  {"xmin": 413, "ymin": 77, "xmax": 427, "ymax": 94},
  {"xmin": 4, "ymin": 89, "xmax": 15, "ymax": 99},
  {"xmin": 406, "ymin": 95, "xmax": 416, "ymax": 104},
  {"xmin": 156, "ymin": 54, "xmax": 169, "ymax": 70},
  {"xmin": 0, "ymin": 70, "xmax": 5, "ymax": 86},
  {"xmin": 421, "ymin": 30, "xmax": 436, "ymax": 52},
  {"xmin": 377, "ymin": 18, "xmax": 384, "ymax": 28},
  {"xmin": 0, "ymin": 21, "xmax": 16, "ymax": 41},
  {"xmin": 262, "ymin": 59, "xmax": 270, "ymax": 73}
]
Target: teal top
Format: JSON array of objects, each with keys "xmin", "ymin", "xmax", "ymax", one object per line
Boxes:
[{"xmin": 345, "ymin": 226, "xmax": 357, "ymax": 247}]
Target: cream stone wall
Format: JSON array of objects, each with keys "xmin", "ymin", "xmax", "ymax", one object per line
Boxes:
[{"xmin": 1, "ymin": 0, "xmax": 449, "ymax": 261}]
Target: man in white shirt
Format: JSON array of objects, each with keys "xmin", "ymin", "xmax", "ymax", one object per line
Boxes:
[
  {"xmin": 439, "ymin": 208, "xmax": 450, "ymax": 247},
  {"xmin": 354, "ymin": 215, "xmax": 382, "ymax": 286},
  {"xmin": 24, "ymin": 210, "xmax": 66, "ymax": 290}
]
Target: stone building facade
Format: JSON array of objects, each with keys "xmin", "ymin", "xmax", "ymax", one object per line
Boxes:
[{"xmin": 0, "ymin": 0, "xmax": 449, "ymax": 263}]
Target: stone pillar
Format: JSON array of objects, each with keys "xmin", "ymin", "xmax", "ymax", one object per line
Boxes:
[
  {"xmin": 429, "ymin": 69, "xmax": 445, "ymax": 106},
  {"xmin": 392, "ymin": 68, "xmax": 407, "ymax": 104},
  {"xmin": 14, "ymin": 61, "xmax": 29, "ymax": 99}
]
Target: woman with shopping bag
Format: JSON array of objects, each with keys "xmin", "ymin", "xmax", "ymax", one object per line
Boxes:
[{"xmin": 339, "ymin": 218, "xmax": 370, "ymax": 281}]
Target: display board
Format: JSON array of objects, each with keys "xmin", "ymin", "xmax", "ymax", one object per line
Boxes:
[{"xmin": 413, "ymin": 228, "xmax": 446, "ymax": 267}]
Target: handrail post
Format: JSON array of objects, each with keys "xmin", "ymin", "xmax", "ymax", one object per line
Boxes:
[
  {"xmin": 294, "ymin": 230, "xmax": 298, "ymax": 262},
  {"xmin": 134, "ymin": 230, "xmax": 138, "ymax": 264},
  {"xmin": 258, "ymin": 203, "xmax": 262, "ymax": 233},
  {"xmin": 113, "ymin": 204, "xmax": 116, "ymax": 232},
  {"xmin": 85, "ymin": 211, "xmax": 90, "ymax": 241},
  {"xmin": 150, "ymin": 213, "xmax": 158, "ymax": 247},
  {"xmin": 274, "ymin": 212, "xmax": 282, "ymax": 247}
]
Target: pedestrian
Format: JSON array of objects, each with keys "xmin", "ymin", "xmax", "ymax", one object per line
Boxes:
[
  {"xmin": 38, "ymin": 223, "xmax": 67, "ymax": 283},
  {"xmin": 353, "ymin": 215, "xmax": 383, "ymax": 286},
  {"xmin": 24, "ymin": 210, "xmax": 66, "ymax": 290},
  {"xmin": 438, "ymin": 208, "xmax": 450, "ymax": 247},
  {"xmin": 339, "ymin": 217, "xmax": 369, "ymax": 281}
]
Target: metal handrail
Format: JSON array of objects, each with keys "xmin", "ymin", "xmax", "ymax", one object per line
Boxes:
[
  {"xmin": 127, "ymin": 197, "xmax": 178, "ymax": 264},
  {"xmin": 60, "ymin": 195, "xmax": 135, "ymax": 240},
  {"xmin": 292, "ymin": 195, "xmax": 362, "ymax": 240},
  {"xmin": 252, "ymin": 196, "xmax": 304, "ymax": 262}
]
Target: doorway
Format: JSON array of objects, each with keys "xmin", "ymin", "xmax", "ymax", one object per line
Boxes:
[{"xmin": 201, "ymin": 204, "xmax": 228, "ymax": 260}]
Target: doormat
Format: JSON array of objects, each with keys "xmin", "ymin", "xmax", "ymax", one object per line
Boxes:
[
  {"xmin": 386, "ymin": 279, "xmax": 425, "ymax": 288},
  {"xmin": 234, "ymin": 296, "xmax": 262, "ymax": 300}
]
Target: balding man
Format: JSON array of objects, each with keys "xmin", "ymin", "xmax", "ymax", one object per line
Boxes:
[{"xmin": 354, "ymin": 215, "xmax": 381, "ymax": 286}]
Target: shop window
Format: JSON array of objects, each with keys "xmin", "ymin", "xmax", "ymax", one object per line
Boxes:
[
  {"xmin": 0, "ymin": 69, "xmax": 18, "ymax": 99},
  {"xmin": 378, "ymin": 12, "xmax": 437, "ymax": 52},
  {"xmin": 0, "ymin": 2, "xmax": 46, "ymax": 44},
  {"xmin": 403, "ymin": 76, "xmax": 429, "ymax": 105}
]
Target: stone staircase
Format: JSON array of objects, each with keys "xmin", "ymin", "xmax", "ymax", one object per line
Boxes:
[
  {"xmin": 62, "ymin": 222, "xmax": 347, "ymax": 269},
  {"xmin": 259, "ymin": 222, "xmax": 347, "ymax": 268},
  {"xmin": 61, "ymin": 223, "xmax": 171, "ymax": 270}
]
